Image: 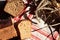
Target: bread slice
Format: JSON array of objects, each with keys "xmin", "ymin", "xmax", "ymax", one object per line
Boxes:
[
  {"xmin": 0, "ymin": 25, "xmax": 17, "ymax": 40},
  {"xmin": 4, "ymin": 0, "xmax": 25, "ymax": 17},
  {"xmin": 18, "ymin": 20, "xmax": 31, "ymax": 39}
]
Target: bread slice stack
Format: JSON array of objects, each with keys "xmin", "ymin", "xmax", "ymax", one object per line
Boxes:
[
  {"xmin": 18, "ymin": 20, "xmax": 31, "ymax": 40},
  {"xmin": 4, "ymin": 0, "xmax": 25, "ymax": 17}
]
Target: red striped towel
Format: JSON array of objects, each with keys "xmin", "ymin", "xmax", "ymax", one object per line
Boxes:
[
  {"xmin": 12, "ymin": 9, "xmax": 59, "ymax": 40},
  {"xmin": 12, "ymin": 0, "xmax": 59, "ymax": 40}
]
